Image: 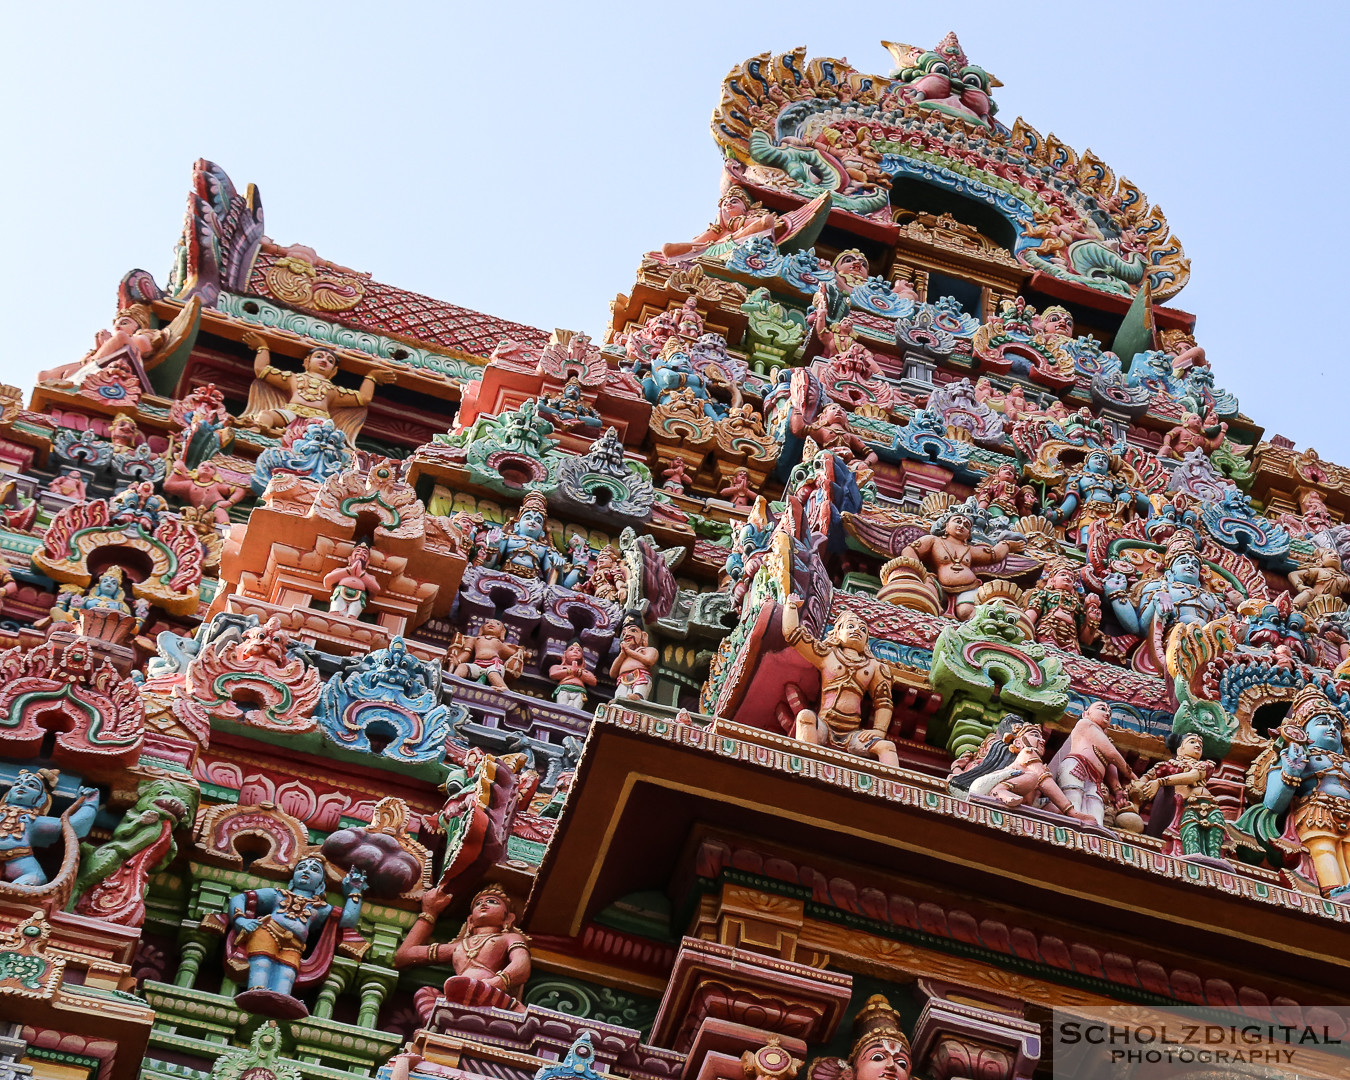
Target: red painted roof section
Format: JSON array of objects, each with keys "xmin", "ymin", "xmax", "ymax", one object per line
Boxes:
[{"xmin": 247, "ymin": 251, "xmax": 550, "ymax": 356}]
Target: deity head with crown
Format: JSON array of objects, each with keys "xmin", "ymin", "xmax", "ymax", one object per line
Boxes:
[{"xmin": 493, "ymin": 492, "xmax": 566, "ymax": 583}]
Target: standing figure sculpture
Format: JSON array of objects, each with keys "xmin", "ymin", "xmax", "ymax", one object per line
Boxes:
[
  {"xmin": 1022, "ymin": 559, "xmax": 1100, "ymax": 654},
  {"xmin": 1129, "ymin": 732, "xmax": 1231, "ymax": 860},
  {"xmin": 1106, "ymin": 530, "xmax": 1237, "ymax": 643},
  {"xmin": 394, "ymin": 882, "xmax": 531, "ymax": 1019},
  {"xmin": 239, "ymin": 331, "xmax": 395, "ymax": 440},
  {"xmin": 213, "ymin": 854, "xmax": 366, "ymax": 1018},
  {"xmin": 549, "ymin": 640, "xmax": 597, "ymax": 709},
  {"xmin": 610, "ymin": 612, "xmax": 659, "ymax": 702},
  {"xmin": 1048, "ymin": 450, "xmax": 1152, "ymax": 544},
  {"xmin": 781, "ymin": 596, "xmax": 897, "ymax": 767},
  {"xmin": 324, "ymin": 544, "xmax": 381, "ymax": 619}
]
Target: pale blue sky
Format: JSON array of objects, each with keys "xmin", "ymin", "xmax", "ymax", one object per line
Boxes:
[{"xmin": 3, "ymin": 2, "xmax": 1346, "ymax": 460}]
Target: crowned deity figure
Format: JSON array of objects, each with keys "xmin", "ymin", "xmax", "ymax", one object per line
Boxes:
[
  {"xmin": 239, "ymin": 331, "xmax": 395, "ymax": 441},
  {"xmin": 490, "ymin": 492, "xmax": 566, "ymax": 583},
  {"xmin": 1128, "ymin": 732, "xmax": 1233, "ymax": 861},
  {"xmin": 781, "ymin": 596, "xmax": 898, "ymax": 767},
  {"xmin": 0, "ymin": 770, "xmax": 100, "ymax": 889},
  {"xmin": 212, "ymin": 854, "xmax": 366, "ymax": 1018},
  {"xmin": 805, "ymin": 994, "xmax": 912, "ymax": 1080},
  {"xmin": 1105, "ymin": 530, "xmax": 1239, "ymax": 645},
  {"xmin": 1289, "ymin": 549, "xmax": 1350, "ymax": 611},
  {"xmin": 1021, "ymin": 559, "xmax": 1100, "ymax": 654},
  {"xmin": 1244, "ymin": 686, "xmax": 1350, "ymax": 898},
  {"xmin": 394, "ymin": 882, "xmax": 531, "ymax": 1018},
  {"xmin": 1047, "ymin": 449, "xmax": 1152, "ymax": 544}
]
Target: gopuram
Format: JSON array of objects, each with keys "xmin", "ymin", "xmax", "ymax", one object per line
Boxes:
[{"xmin": 0, "ymin": 30, "xmax": 1346, "ymax": 1080}]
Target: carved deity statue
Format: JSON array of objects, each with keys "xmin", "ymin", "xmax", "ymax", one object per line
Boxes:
[
  {"xmin": 805, "ymin": 993, "xmax": 912, "ymax": 1080},
  {"xmin": 0, "ymin": 770, "xmax": 99, "ymax": 889},
  {"xmin": 239, "ymin": 331, "xmax": 395, "ymax": 440},
  {"xmin": 781, "ymin": 596, "xmax": 897, "ymax": 766},
  {"xmin": 659, "ymin": 185, "xmax": 782, "ymax": 264},
  {"xmin": 212, "ymin": 853, "xmax": 365, "ymax": 1018},
  {"xmin": 394, "ymin": 882, "xmax": 531, "ymax": 1018},
  {"xmin": 491, "ymin": 492, "xmax": 566, "ymax": 583},
  {"xmin": 73, "ymin": 779, "xmax": 196, "ymax": 926},
  {"xmin": 1128, "ymin": 732, "xmax": 1232, "ymax": 860},
  {"xmin": 164, "ymin": 460, "xmax": 246, "ymax": 525},
  {"xmin": 1105, "ymin": 530, "xmax": 1238, "ymax": 643},
  {"xmin": 1160, "ymin": 410, "xmax": 1228, "ymax": 460},
  {"xmin": 1021, "ymin": 559, "xmax": 1099, "ymax": 654},
  {"xmin": 1047, "ymin": 449, "xmax": 1152, "ymax": 544},
  {"xmin": 1244, "ymin": 686, "xmax": 1350, "ymax": 898}
]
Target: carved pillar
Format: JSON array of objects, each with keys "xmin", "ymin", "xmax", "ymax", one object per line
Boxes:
[
  {"xmin": 312, "ymin": 957, "xmax": 358, "ymax": 1020},
  {"xmin": 173, "ymin": 932, "xmax": 214, "ymax": 989},
  {"xmin": 649, "ymin": 935, "xmax": 851, "ymax": 1055},
  {"xmin": 909, "ymin": 983, "xmax": 1041, "ymax": 1080},
  {"xmin": 356, "ymin": 965, "xmax": 398, "ymax": 1028}
]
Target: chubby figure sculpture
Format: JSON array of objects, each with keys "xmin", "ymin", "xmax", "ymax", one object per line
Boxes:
[
  {"xmin": 949, "ymin": 717, "xmax": 1095, "ymax": 823},
  {"xmin": 900, "ymin": 510, "xmax": 1024, "ymax": 621},
  {"xmin": 1050, "ymin": 701, "xmax": 1134, "ymax": 826},
  {"xmin": 1289, "ymin": 549, "xmax": 1350, "ymax": 611},
  {"xmin": 549, "ymin": 640, "xmax": 597, "ymax": 709},
  {"xmin": 217, "ymin": 854, "xmax": 365, "ymax": 1018},
  {"xmin": 323, "ymin": 543, "xmax": 381, "ymax": 619},
  {"xmin": 0, "ymin": 770, "xmax": 100, "ymax": 889},
  {"xmin": 453, "ymin": 619, "xmax": 524, "ymax": 689},
  {"xmin": 1129, "ymin": 732, "xmax": 1230, "ymax": 860},
  {"xmin": 239, "ymin": 330, "xmax": 395, "ymax": 438},
  {"xmin": 610, "ymin": 612, "xmax": 659, "ymax": 702},
  {"xmin": 164, "ymin": 460, "xmax": 246, "ymax": 525},
  {"xmin": 1160, "ymin": 410, "xmax": 1228, "ymax": 460},
  {"xmin": 1248, "ymin": 686, "xmax": 1350, "ymax": 898},
  {"xmin": 781, "ymin": 596, "xmax": 898, "ymax": 767},
  {"xmin": 395, "ymin": 882, "xmax": 531, "ymax": 1019}
]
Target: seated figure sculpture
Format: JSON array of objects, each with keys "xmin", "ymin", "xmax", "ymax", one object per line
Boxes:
[
  {"xmin": 452, "ymin": 620, "xmax": 524, "ymax": 689},
  {"xmin": 395, "ymin": 882, "xmax": 531, "ymax": 1019},
  {"xmin": 949, "ymin": 717, "xmax": 1095, "ymax": 823},
  {"xmin": 900, "ymin": 509, "xmax": 1024, "ymax": 621},
  {"xmin": 781, "ymin": 595, "xmax": 897, "ymax": 767}
]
